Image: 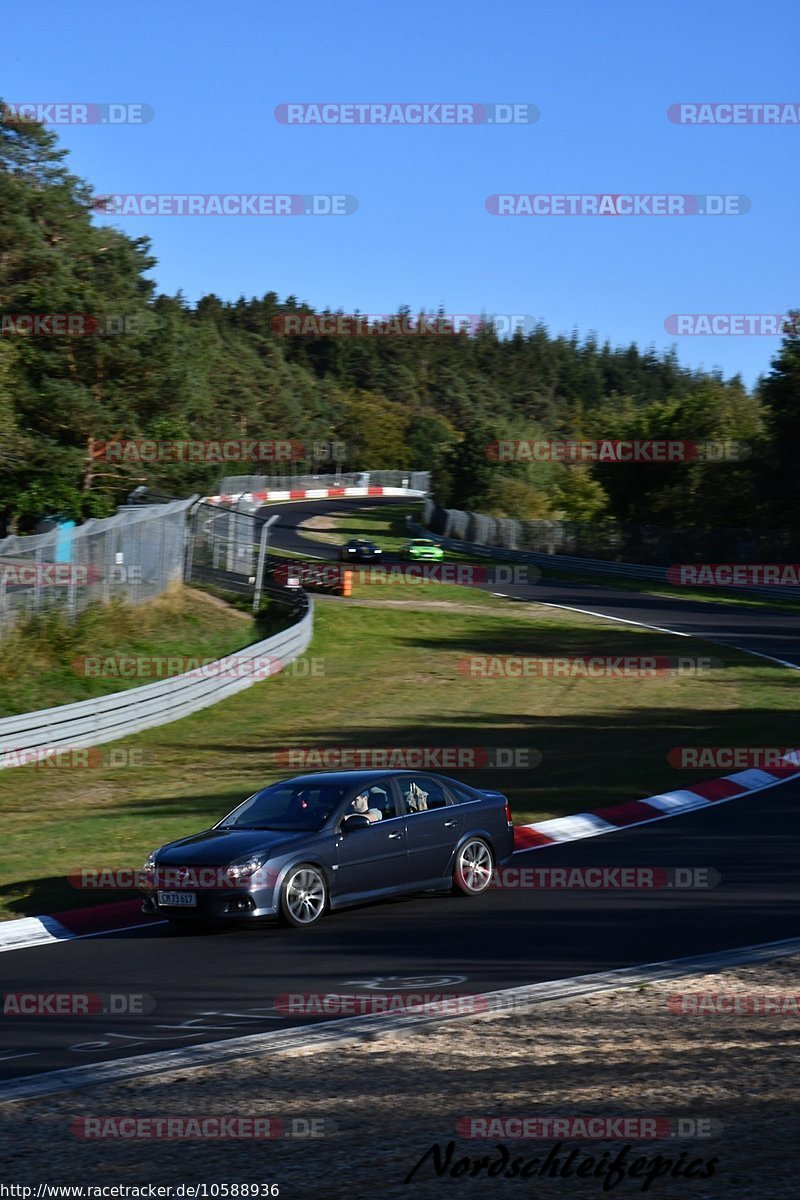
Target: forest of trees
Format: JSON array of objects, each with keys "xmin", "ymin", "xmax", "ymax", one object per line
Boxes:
[{"xmin": 1, "ymin": 103, "xmax": 797, "ymax": 536}]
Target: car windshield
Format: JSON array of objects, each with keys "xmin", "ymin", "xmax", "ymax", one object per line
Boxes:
[{"xmin": 218, "ymin": 783, "xmax": 347, "ymax": 832}]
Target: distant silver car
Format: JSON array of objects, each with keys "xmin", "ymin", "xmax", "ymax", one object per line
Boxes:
[{"xmin": 140, "ymin": 770, "xmax": 515, "ymax": 930}]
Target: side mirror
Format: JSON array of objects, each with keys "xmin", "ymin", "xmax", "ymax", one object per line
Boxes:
[{"xmin": 341, "ymin": 814, "xmax": 371, "ymax": 832}]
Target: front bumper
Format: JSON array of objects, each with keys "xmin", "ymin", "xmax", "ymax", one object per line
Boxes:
[{"xmin": 140, "ymin": 886, "xmax": 279, "ymax": 922}]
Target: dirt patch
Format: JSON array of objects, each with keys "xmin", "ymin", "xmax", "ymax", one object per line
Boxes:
[{"xmin": 296, "ymin": 513, "xmax": 348, "ymax": 544}]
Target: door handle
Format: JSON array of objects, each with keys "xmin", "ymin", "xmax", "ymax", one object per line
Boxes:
[
  {"xmin": 388, "ymin": 831, "xmax": 405, "ymax": 839},
  {"xmin": 444, "ymin": 820, "xmax": 458, "ymax": 827}
]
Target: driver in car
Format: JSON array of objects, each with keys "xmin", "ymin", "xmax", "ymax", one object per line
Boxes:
[{"xmin": 350, "ymin": 792, "xmax": 383, "ymax": 822}]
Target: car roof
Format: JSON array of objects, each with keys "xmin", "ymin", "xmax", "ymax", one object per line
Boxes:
[{"xmin": 272, "ymin": 769, "xmax": 447, "ymax": 787}]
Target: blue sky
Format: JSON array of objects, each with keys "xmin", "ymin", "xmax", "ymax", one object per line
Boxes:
[{"xmin": 4, "ymin": 0, "xmax": 797, "ymax": 387}]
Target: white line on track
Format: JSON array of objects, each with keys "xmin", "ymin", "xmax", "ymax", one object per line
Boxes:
[
  {"xmin": 2, "ymin": 935, "xmax": 799, "ymax": 1102},
  {"xmin": 502, "ymin": 595, "xmax": 800, "ymax": 670},
  {"xmin": 524, "ymin": 598, "xmax": 694, "ymax": 637}
]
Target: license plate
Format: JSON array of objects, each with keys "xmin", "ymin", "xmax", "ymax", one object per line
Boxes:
[{"xmin": 157, "ymin": 891, "xmax": 197, "ymax": 907}]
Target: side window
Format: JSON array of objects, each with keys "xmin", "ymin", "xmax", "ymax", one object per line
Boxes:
[
  {"xmin": 365, "ymin": 783, "xmax": 399, "ymax": 820},
  {"xmin": 400, "ymin": 776, "xmax": 448, "ymax": 813},
  {"xmin": 445, "ymin": 780, "xmax": 479, "ymax": 805},
  {"xmin": 344, "ymin": 782, "xmax": 399, "ymax": 823}
]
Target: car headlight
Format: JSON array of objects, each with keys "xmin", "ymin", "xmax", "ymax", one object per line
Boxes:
[
  {"xmin": 143, "ymin": 849, "xmax": 160, "ymax": 871},
  {"xmin": 226, "ymin": 857, "xmax": 264, "ymax": 883}
]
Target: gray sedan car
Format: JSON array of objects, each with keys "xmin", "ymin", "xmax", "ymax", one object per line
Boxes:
[{"xmin": 140, "ymin": 770, "xmax": 515, "ymax": 930}]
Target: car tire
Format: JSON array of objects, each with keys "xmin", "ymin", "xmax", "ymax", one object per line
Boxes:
[
  {"xmin": 452, "ymin": 838, "xmax": 494, "ymax": 896},
  {"xmin": 279, "ymin": 863, "xmax": 328, "ymax": 928}
]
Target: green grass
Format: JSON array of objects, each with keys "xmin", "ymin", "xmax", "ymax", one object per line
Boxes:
[
  {"xmin": 0, "ymin": 585, "xmax": 257, "ymax": 717},
  {"xmin": 295, "ymin": 501, "xmax": 423, "ymax": 554},
  {"xmin": 1, "ymin": 591, "xmax": 797, "ymax": 920}
]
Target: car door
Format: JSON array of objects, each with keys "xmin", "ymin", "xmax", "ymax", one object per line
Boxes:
[
  {"xmin": 332, "ymin": 780, "xmax": 408, "ymax": 899},
  {"xmin": 399, "ymin": 775, "xmax": 463, "ymax": 883}
]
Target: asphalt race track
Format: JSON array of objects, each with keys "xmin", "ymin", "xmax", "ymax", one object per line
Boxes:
[
  {"xmin": 268, "ymin": 496, "xmax": 800, "ymax": 668},
  {"xmin": 1, "ymin": 497, "xmax": 799, "ymax": 1086}
]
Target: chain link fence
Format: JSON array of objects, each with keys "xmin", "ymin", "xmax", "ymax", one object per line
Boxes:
[
  {"xmin": 0, "ymin": 497, "xmax": 196, "ymax": 635},
  {"xmin": 185, "ymin": 499, "xmax": 309, "ymax": 612}
]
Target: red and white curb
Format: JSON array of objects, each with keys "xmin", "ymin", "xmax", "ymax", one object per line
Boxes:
[
  {"xmin": 204, "ymin": 485, "xmax": 424, "ymax": 506},
  {"xmin": 513, "ymin": 757, "xmax": 800, "ymax": 851},
  {"xmin": 3, "ymin": 755, "xmax": 800, "ymax": 954},
  {"xmin": 0, "ymin": 901, "xmax": 154, "ymax": 954}
]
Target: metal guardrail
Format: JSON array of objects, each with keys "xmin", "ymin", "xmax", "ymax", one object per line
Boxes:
[
  {"xmin": 0, "ymin": 600, "xmax": 313, "ymax": 769},
  {"xmin": 407, "ymin": 520, "xmax": 800, "ymax": 601},
  {"xmin": 218, "ymin": 470, "xmax": 431, "ymax": 494}
]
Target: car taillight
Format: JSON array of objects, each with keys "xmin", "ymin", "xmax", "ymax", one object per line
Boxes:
[{"xmin": 504, "ymin": 802, "xmax": 513, "ymax": 826}]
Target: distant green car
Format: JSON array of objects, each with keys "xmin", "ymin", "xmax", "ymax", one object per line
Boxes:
[{"xmin": 403, "ymin": 538, "xmax": 445, "ymax": 562}]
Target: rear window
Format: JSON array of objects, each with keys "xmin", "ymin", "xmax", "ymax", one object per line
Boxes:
[{"xmin": 445, "ymin": 780, "xmax": 481, "ymax": 804}]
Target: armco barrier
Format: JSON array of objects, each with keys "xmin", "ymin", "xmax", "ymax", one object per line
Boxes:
[
  {"xmin": 407, "ymin": 520, "xmax": 800, "ymax": 601},
  {"xmin": 0, "ymin": 599, "xmax": 313, "ymax": 769},
  {"xmin": 205, "ymin": 484, "xmax": 427, "ymax": 506}
]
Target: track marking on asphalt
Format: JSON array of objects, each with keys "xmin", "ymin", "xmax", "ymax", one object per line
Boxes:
[
  {"xmin": 505, "ymin": 597, "xmax": 800, "ymax": 670},
  {"xmin": 521, "ymin": 599, "xmax": 694, "ymax": 637},
  {"xmin": 1, "ymin": 935, "xmax": 799, "ymax": 1102}
]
